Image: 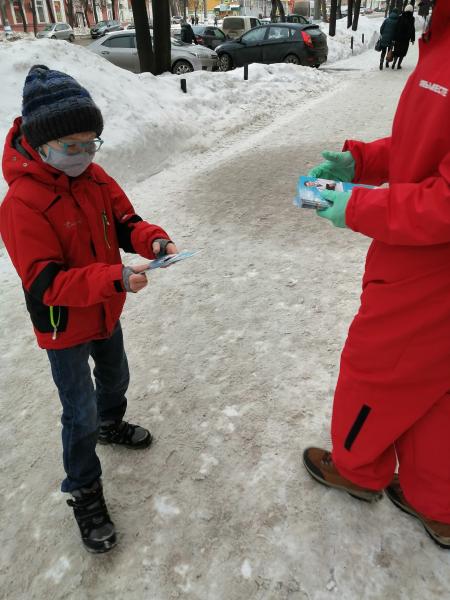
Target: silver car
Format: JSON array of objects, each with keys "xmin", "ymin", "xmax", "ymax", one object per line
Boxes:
[
  {"xmin": 36, "ymin": 23, "xmax": 75, "ymax": 42},
  {"xmin": 88, "ymin": 31, "xmax": 218, "ymax": 75}
]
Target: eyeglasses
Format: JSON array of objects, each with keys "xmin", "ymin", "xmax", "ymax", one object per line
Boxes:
[{"xmin": 55, "ymin": 137, "xmax": 104, "ymax": 155}]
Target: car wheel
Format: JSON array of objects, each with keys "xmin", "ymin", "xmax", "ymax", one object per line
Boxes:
[
  {"xmin": 284, "ymin": 54, "xmax": 300, "ymax": 65},
  {"xmin": 219, "ymin": 53, "xmax": 233, "ymax": 71},
  {"xmin": 172, "ymin": 60, "xmax": 194, "ymax": 75},
  {"xmin": 51, "ymin": 35, "xmax": 57, "ymax": 39},
  {"xmin": 69, "ymin": 34, "xmax": 75, "ymax": 43}
]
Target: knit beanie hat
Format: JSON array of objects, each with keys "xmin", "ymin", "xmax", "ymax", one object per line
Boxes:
[
  {"xmin": 21, "ymin": 65, "xmax": 103, "ymax": 148},
  {"xmin": 404, "ymin": 4, "xmax": 414, "ymax": 11}
]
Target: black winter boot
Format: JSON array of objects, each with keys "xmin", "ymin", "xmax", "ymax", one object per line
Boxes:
[
  {"xmin": 98, "ymin": 420, "xmax": 153, "ymax": 449},
  {"xmin": 67, "ymin": 480, "xmax": 116, "ymax": 553}
]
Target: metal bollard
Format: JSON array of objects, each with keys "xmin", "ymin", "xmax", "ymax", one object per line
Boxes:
[
  {"xmin": 244, "ymin": 64, "xmax": 248, "ymax": 80},
  {"xmin": 362, "ymin": 33, "xmax": 365, "ymax": 44},
  {"xmin": 351, "ymin": 36, "xmax": 354, "ymax": 52},
  {"xmin": 181, "ymin": 79, "xmax": 187, "ymax": 93}
]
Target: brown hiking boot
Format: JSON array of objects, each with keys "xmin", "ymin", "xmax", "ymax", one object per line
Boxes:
[
  {"xmin": 303, "ymin": 447, "xmax": 383, "ymax": 503},
  {"xmin": 385, "ymin": 475, "xmax": 450, "ymax": 550}
]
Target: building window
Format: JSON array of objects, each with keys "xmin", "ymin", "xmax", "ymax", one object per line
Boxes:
[
  {"xmin": 36, "ymin": 0, "xmax": 48, "ymax": 23},
  {"xmin": 53, "ymin": 0, "xmax": 65, "ymax": 22},
  {"xmin": 10, "ymin": 0, "xmax": 28, "ymax": 24}
]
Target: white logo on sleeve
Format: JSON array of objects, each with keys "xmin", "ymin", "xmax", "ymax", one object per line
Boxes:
[{"xmin": 419, "ymin": 80, "xmax": 448, "ymax": 98}]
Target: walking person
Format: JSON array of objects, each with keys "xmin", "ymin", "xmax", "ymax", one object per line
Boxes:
[
  {"xmin": 181, "ymin": 20, "xmax": 199, "ymax": 44},
  {"xmin": 378, "ymin": 8, "xmax": 399, "ymax": 70},
  {"xmin": 191, "ymin": 14, "xmax": 195, "ymax": 25},
  {"xmin": 0, "ymin": 65, "xmax": 177, "ymax": 553},
  {"xmin": 392, "ymin": 4, "xmax": 416, "ymax": 69},
  {"xmin": 303, "ymin": 0, "xmax": 450, "ymax": 549}
]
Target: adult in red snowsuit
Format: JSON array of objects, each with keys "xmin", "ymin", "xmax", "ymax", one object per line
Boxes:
[{"xmin": 304, "ymin": 1, "xmax": 450, "ymax": 548}]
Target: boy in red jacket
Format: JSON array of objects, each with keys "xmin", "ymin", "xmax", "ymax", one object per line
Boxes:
[
  {"xmin": 0, "ymin": 65, "xmax": 177, "ymax": 553},
  {"xmin": 303, "ymin": 1, "xmax": 450, "ymax": 549}
]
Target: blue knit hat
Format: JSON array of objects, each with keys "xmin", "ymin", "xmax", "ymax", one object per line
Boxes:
[{"xmin": 21, "ymin": 64, "xmax": 103, "ymax": 148}]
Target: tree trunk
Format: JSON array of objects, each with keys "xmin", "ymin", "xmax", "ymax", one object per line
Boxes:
[
  {"xmin": 131, "ymin": 0, "xmax": 155, "ymax": 73},
  {"xmin": 277, "ymin": 0, "xmax": 285, "ymax": 22},
  {"xmin": 347, "ymin": 0, "xmax": 353, "ymax": 27},
  {"xmin": 152, "ymin": 0, "xmax": 171, "ymax": 74},
  {"xmin": 329, "ymin": 0, "xmax": 337, "ymax": 35},
  {"xmin": 66, "ymin": 0, "xmax": 75, "ymax": 27},
  {"xmin": 352, "ymin": 0, "xmax": 361, "ymax": 30},
  {"xmin": 45, "ymin": 0, "xmax": 55, "ymax": 22},
  {"xmin": 18, "ymin": 0, "xmax": 27, "ymax": 31},
  {"xmin": 313, "ymin": 0, "xmax": 320, "ymax": 20},
  {"xmin": 31, "ymin": 0, "xmax": 38, "ymax": 35},
  {"xmin": 0, "ymin": 0, "xmax": 9, "ymax": 25},
  {"xmin": 84, "ymin": 8, "xmax": 90, "ymax": 26},
  {"xmin": 320, "ymin": 0, "xmax": 327, "ymax": 22},
  {"xmin": 337, "ymin": 0, "xmax": 342, "ymax": 19},
  {"xmin": 111, "ymin": 0, "xmax": 117, "ymax": 20},
  {"xmin": 92, "ymin": 0, "xmax": 99, "ymax": 23}
]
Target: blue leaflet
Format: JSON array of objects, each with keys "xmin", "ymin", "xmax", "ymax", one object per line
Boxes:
[
  {"xmin": 294, "ymin": 176, "xmax": 375, "ymax": 209},
  {"xmin": 145, "ymin": 251, "xmax": 200, "ymax": 271}
]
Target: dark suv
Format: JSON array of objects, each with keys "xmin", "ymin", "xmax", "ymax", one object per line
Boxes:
[{"xmin": 90, "ymin": 20, "xmax": 123, "ymax": 39}]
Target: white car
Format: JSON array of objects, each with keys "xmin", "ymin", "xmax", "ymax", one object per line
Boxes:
[{"xmin": 88, "ymin": 30, "xmax": 218, "ymax": 74}]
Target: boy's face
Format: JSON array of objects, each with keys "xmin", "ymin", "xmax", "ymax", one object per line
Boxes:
[{"xmin": 42, "ymin": 131, "xmax": 97, "ymax": 156}]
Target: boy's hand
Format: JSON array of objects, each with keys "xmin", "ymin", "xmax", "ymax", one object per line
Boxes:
[
  {"xmin": 122, "ymin": 264, "xmax": 148, "ymax": 293},
  {"xmin": 152, "ymin": 239, "xmax": 178, "ymax": 257}
]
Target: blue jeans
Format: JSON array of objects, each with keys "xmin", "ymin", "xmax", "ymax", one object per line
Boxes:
[{"xmin": 47, "ymin": 323, "xmax": 129, "ymax": 493}]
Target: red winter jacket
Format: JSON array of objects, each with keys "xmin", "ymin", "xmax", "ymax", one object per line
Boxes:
[
  {"xmin": 0, "ymin": 118, "xmax": 170, "ymax": 350},
  {"xmin": 344, "ymin": 1, "xmax": 450, "ymax": 245}
]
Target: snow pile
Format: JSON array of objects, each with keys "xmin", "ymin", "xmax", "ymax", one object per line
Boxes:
[
  {"xmin": 322, "ymin": 16, "xmax": 383, "ymax": 63},
  {"xmin": 0, "ymin": 38, "xmax": 333, "ymax": 198}
]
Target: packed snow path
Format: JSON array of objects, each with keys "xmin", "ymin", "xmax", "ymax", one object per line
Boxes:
[{"xmin": 2, "ymin": 43, "xmax": 449, "ymax": 599}]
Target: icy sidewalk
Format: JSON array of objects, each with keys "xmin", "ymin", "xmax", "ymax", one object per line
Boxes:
[{"xmin": 2, "ymin": 40, "xmax": 449, "ymax": 600}]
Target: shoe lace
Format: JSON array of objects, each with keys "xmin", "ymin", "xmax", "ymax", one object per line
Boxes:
[
  {"xmin": 101, "ymin": 420, "xmax": 136, "ymax": 444},
  {"xmin": 321, "ymin": 451, "xmax": 333, "ymax": 467}
]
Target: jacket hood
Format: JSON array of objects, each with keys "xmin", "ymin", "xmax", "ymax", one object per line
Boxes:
[{"xmin": 2, "ymin": 117, "xmax": 98, "ymax": 193}]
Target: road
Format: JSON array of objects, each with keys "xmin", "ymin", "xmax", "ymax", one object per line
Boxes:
[{"xmin": 2, "ymin": 42, "xmax": 449, "ymax": 600}]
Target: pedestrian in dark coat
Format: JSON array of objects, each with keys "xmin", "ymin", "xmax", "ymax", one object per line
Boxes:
[
  {"xmin": 379, "ymin": 9, "xmax": 399, "ymax": 70},
  {"xmin": 392, "ymin": 4, "xmax": 415, "ymax": 69},
  {"xmin": 181, "ymin": 22, "xmax": 198, "ymax": 44}
]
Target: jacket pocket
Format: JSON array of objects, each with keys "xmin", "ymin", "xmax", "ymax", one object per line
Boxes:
[{"xmin": 23, "ymin": 289, "xmax": 68, "ymax": 335}]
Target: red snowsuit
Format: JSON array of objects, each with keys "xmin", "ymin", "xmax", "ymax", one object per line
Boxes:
[
  {"xmin": 331, "ymin": 3, "xmax": 450, "ymax": 523},
  {"xmin": 0, "ymin": 118, "xmax": 170, "ymax": 350}
]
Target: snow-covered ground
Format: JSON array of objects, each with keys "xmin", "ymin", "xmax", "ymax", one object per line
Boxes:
[{"xmin": 2, "ymin": 29, "xmax": 449, "ymax": 600}]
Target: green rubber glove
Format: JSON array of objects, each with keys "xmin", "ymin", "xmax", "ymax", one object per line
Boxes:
[
  {"xmin": 316, "ymin": 190, "xmax": 351, "ymax": 229},
  {"xmin": 308, "ymin": 150, "xmax": 355, "ymax": 182}
]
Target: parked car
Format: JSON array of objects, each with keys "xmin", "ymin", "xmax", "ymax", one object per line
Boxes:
[
  {"xmin": 90, "ymin": 20, "xmax": 123, "ymax": 39},
  {"xmin": 216, "ymin": 22, "xmax": 327, "ymax": 71},
  {"xmin": 192, "ymin": 25, "xmax": 227, "ymax": 49},
  {"xmin": 272, "ymin": 14, "xmax": 311, "ymax": 24},
  {"xmin": 221, "ymin": 16, "xmax": 262, "ymax": 40},
  {"xmin": 172, "ymin": 15, "xmax": 183, "ymax": 24},
  {"xmin": 88, "ymin": 31, "xmax": 218, "ymax": 74},
  {"xmin": 36, "ymin": 22, "xmax": 74, "ymax": 42}
]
